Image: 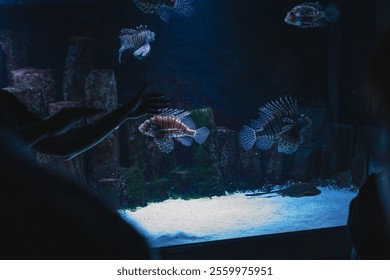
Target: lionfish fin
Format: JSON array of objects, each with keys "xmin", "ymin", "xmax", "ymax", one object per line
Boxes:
[
  {"xmin": 120, "ymin": 28, "xmax": 137, "ymax": 36},
  {"xmin": 194, "ymin": 127, "xmax": 210, "ymax": 144},
  {"xmin": 154, "ymin": 136, "xmax": 175, "ymax": 153},
  {"xmin": 173, "ymin": 0, "xmax": 194, "ymax": 17},
  {"xmin": 133, "ymin": 43, "xmax": 151, "ymax": 60},
  {"xmin": 176, "ymin": 136, "xmax": 194, "ymax": 146},
  {"xmin": 259, "ymin": 96, "xmax": 298, "ymax": 119},
  {"xmin": 239, "ymin": 125, "xmax": 256, "ymax": 150},
  {"xmin": 134, "ymin": 2, "xmax": 155, "ymax": 14},
  {"xmin": 256, "ymin": 136, "xmax": 275, "ymax": 150},
  {"xmin": 181, "ymin": 116, "xmax": 196, "ymax": 129},
  {"xmin": 314, "ymin": 18, "xmax": 329, "ymax": 28},
  {"xmin": 249, "ymin": 115, "xmax": 267, "ymax": 129},
  {"xmin": 159, "ymin": 108, "xmax": 187, "ymax": 117},
  {"xmin": 156, "ymin": 7, "xmax": 172, "ymax": 22},
  {"xmin": 324, "ymin": 3, "xmax": 340, "ymax": 23},
  {"xmin": 301, "ymin": 2, "xmax": 324, "ymax": 10}
]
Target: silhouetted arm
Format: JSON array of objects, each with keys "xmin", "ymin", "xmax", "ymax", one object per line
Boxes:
[{"xmin": 33, "ymin": 90, "xmax": 168, "ymax": 160}]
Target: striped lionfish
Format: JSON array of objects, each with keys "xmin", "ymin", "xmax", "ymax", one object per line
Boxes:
[
  {"xmin": 138, "ymin": 108, "xmax": 210, "ymax": 153},
  {"xmin": 118, "ymin": 25, "xmax": 155, "ymax": 63},
  {"xmin": 239, "ymin": 97, "xmax": 311, "ymax": 155},
  {"xmin": 132, "ymin": 0, "xmax": 194, "ymax": 22},
  {"xmin": 284, "ymin": 2, "xmax": 340, "ymax": 28}
]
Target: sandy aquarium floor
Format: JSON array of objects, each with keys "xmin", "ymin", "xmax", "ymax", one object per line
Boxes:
[{"xmin": 119, "ymin": 187, "xmax": 357, "ymax": 247}]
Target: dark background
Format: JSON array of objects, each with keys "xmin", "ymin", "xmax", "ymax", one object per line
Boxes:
[{"xmin": 0, "ymin": 0, "xmax": 340, "ymax": 130}]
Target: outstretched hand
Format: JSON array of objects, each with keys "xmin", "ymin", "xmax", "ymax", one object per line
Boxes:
[{"xmin": 125, "ymin": 84, "xmax": 169, "ymax": 119}]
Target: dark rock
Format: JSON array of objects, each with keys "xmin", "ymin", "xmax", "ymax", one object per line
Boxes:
[
  {"xmin": 85, "ymin": 69, "xmax": 120, "ymax": 184},
  {"xmin": 320, "ymin": 149, "xmax": 338, "ymax": 178},
  {"xmin": 85, "ymin": 69, "xmax": 117, "ymax": 111},
  {"xmin": 287, "ymin": 148, "xmax": 312, "ymax": 181},
  {"xmin": 0, "ymin": 45, "xmax": 7, "ymax": 87},
  {"xmin": 48, "ymin": 101, "xmax": 84, "ymax": 114},
  {"xmin": 237, "ymin": 148, "xmax": 264, "ymax": 188},
  {"xmin": 62, "ymin": 36, "xmax": 95, "ymax": 102},
  {"xmin": 9, "ymin": 67, "xmax": 56, "ymax": 117},
  {"xmin": 323, "ymin": 123, "xmax": 354, "ymax": 172},
  {"xmin": 37, "ymin": 101, "xmax": 88, "ymax": 185},
  {"xmin": 3, "ymin": 86, "xmax": 46, "ymax": 118},
  {"xmin": 264, "ymin": 149, "xmax": 284, "ymax": 184},
  {"xmin": 119, "ymin": 166, "xmax": 146, "ymax": 207},
  {"xmin": 216, "ymin": 126, "xmax": 238, "ymax": 184},
  {"xmin": 351, "ymin": 159, "xmax": 367, "ymax": 187},
  {"xmin": 0, "ymin": 31, "xmax": 28, "ymax": 85},
  {"xmin": 284, "ymin": 120, "xmax": 313, "ymax": 181}
]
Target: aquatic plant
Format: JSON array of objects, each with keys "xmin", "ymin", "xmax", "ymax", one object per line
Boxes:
[
  {"xmin": 145, "ymin": 177, "xmax": 171, "ymax": 203},
  {"xmin": 119, "ymin": 166, "xmax": 146, "ymax": 207}
]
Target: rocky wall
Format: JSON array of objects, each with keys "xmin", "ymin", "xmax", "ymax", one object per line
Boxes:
[
  {"xmin": 62, "ymin": 36, "xmax": 95, "ymax": 103},
  {"xmin": 85, "ymin": 69, "xmax": 120, "ymax": 185}
]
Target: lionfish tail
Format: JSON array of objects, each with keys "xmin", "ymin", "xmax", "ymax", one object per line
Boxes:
[
  {"xmin": 194, "ymin": 127, "xmax": 210, "ymax": 144},
  {"xmin": 324, "ymin": 3, "xmax": 340, "ymax": 23},
  {"xmin": 156, "ymin": 7, "xmax": 172, "ymax": 22},
  {"xmin": 239, "ymin": 125, "xmax": 256, "ymax": 150},
  {"xmin": 173, "ymin": 0, "xmax": 194, "ymax": 17}
]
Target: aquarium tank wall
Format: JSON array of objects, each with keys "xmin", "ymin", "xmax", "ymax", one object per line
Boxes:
[{"xmin": 0, "ymin": 0, "xmax": 379, "ymax": 248}]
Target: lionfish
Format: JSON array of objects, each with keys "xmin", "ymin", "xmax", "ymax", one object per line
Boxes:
[
  {"xmin": 132, "ymin": 0, "xmax": 194, "ymax": 22},
  {"xmin": 239, "ymin": 97, "xmax": 311, "ymax": 155},
  {"xmin": 138, "ymin": 108, "xmax": 210, "ymax": 153},
  {"xmin": 284, "ymin": 2, "xmax": 340, "ymax": 28},
  {"xmin": 118, "ymin": 25, "xmax": 155, "ymax": 63}
]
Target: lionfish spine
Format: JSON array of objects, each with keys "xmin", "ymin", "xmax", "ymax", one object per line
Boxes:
[
  {"xmin": 158, "ymin": 0, "xmax": 176, "ymax": 8},
  {"xmin": 256, "ymin": 97, "xmax": 298, "ymax": 138}
]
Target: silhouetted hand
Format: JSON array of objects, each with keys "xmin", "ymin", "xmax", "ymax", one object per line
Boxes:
[{"xmin": 125, "ymin": 84, "xmax": 169, "ymax": 119}]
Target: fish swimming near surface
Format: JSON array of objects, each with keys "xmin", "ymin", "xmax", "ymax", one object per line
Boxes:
[
  {"xmin": 284, "ymin": 2, "xmax": 340, "ymax": 28},
  {"xmin": 138, "ymin": 108, "xmax": 210, "ymax": 153},
  {"xmin": 132, "ymin": 0, "xmax": 194, "ymax": 22},
  {"xmin": 119, "ymin": 25, "xmax": 155, "ymax": 63},
  {"xmin": 239, "ymin": 97, "xmax": 311, "ymax": 155}
]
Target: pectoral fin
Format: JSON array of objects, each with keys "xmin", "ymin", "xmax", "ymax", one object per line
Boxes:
[
  {"xmin": 154, "ymin": 136, "xmax": 174, "ymax": 153},
  {"xmin": 133, "ymin": 43, "xmax": 151, "ymax": 60}
]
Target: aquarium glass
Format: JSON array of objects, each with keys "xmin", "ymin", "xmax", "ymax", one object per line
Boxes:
[{"xmin": 2, "ymin": 0, "xmax": 381, "ymax": 248}]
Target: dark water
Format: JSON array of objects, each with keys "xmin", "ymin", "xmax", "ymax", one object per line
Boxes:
[
  {"xmin": 0, "ymin": 0, "xmax": 383, "ymax": 236},
  {"xmin": 0, "ymin": 0, "xmax": 337, "ymax": 128}
]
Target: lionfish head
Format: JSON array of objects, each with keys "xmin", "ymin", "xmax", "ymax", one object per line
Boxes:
[
  {"xmin": 138, "ymin": 120, "xmax": 155, "ymax": 137},
  {"xmin": 284, "ymin": 11, "xmax": 297, "ymax": 25},
  {"xmin": 297, "ymin": 114, "xmax": 311, "ymax": 130},
  {"xmin": 145, "ymin": 30, "xmax": 156, "ymax": 43}
]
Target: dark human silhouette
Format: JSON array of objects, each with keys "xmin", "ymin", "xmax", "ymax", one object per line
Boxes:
[
  {"xmin": 0, "ymin": 85, "xmax": 168, "ymax": 259},
  {"xmin": 0, "ymin": 125, "xmax": 153, "ymax": 259},
  {"xmin": 347, "ymin": 33, "xmax": 390, "ymax": 259},
  {"xmin": 0, "ymin": 84, "xmax": 168, "ymax": 159}
]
